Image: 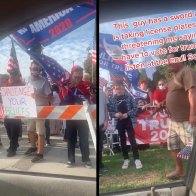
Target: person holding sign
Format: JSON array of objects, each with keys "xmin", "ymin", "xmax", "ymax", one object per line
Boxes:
[
  {"xmin": 108, "ymin": 81, "xmax": 143, "ymax": 169},
  {"xmin": 24, "ymin": 61, "xmax": 52, "ymax": 162},
  {"xmin": 166, "ymin": 51, "xmax": 196, "ymax": 180},
  {"xmin": 1, "ymin": 68, "xmax": 24, "ymax": 157}
]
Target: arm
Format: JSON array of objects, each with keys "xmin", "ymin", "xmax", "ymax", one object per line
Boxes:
[
  {"xmin": 188, "ymin": 87, "xmax": 196, "ymax": 127},
  {"xmin": 102, "ymin": 104, "xmax": 109, "ymax": 131},
  {"xmin": 108, "ymin": 97, "xmax": 122, "ymax": 119},
  {"xmin": 32, "ymin": 92, "xmax": 53, "ymax": 102},
  {"xmin": 142, "ymin": 91, "xmax": 153, "ymax": 110},
  {"xmin": 126, "ymin": 95, "xmax": 138, "ymax": 118}
]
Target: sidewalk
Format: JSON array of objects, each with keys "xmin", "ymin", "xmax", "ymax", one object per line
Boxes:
[{"xmin": 0, "ymin": 125, "xmax": 96, "ymax": 178}]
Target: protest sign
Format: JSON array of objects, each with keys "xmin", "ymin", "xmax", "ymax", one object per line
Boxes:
[{"xmin": 0, "ymin": 86, "xmax": 37, "ymax": 118}]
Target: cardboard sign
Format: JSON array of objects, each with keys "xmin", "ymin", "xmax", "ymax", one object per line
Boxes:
[{"xmin": 0, "ymin": 86, "xmax": 37, "ymax": 118}]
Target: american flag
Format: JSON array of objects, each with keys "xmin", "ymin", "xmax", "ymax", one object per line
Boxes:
[
  {"xmin": 92, "ymin": 50, "xmax": 96, "ymax": 65},
  {"xmin": 99, "ymin": 77, "xmax": 108, "ymax": 89},
  {"xmin": 177, "ymin": 142, "xmax": 192, "ymax": 160},
  {"xmin": 7, "ymin": 40, "xmax": 21, "ymax": 75},
  {"xmin": 28, "ymin": 51, "xmax": 70, "ymax": 86}
]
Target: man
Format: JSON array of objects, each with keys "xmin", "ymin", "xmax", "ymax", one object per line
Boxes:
[
  {"xmin": 1, "ymin": 68, "xmax": 23, "ymax": 157},
  {"xmin": 153, "ymin": 79, "xmax": 168, "ymax": 108},
  {"xmin": 24, "ymin": 61, "xmax": 52, "ymax": 162},
  {"xmin": 62, "ymin": 65, "xmax": 92, "ymax": 168},
  {"xmin": 99, "ymin": 87, "xmax": 109, "ymax": 175},
  {"xmin": 108, "ymin": 81, "xmax": 143, "ymax": 169},
  {"xmin": 166, "ymin": 52, "xmax": 196, "ymax": 179}
]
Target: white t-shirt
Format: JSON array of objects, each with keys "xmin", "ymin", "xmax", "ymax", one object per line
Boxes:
[{"xmin": 26, "ymin": 76, "xmax": 52, "ymax": 106}]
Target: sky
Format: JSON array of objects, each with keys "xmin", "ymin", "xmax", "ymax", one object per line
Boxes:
[
  {"xmin": 0, "ymin": 19, "xmax": 95, "ymax": 79},
  {"xmin": 99, "ymin": 9, "xmax": 196, "ymax": 81}
]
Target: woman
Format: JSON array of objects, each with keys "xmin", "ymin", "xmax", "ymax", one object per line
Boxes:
[{"xmin": 1, "ymin": 68, "xmax": 24, "ymax": 157}]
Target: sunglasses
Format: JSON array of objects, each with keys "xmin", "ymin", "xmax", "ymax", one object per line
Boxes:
[{"xmin": 158, "ymin": 84, "xmax": 164, "ymax": 86}]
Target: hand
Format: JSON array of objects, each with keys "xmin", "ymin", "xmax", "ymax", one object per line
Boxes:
[
  {"xmin": 142, "ymin": 105, "xmax": 146, "ymax": 110},
  {"xmin": 114, "ymin": 112, "xmax": 123, "ymax": 119},
  {"xmin": 102, "ymin": 120, "xmax": 108, "ymax": 131},
  {"xmin": 122, "ymin": 113, "xmax": 128, "ymax": 119},
  {"xmin": 189, "ymin": 114, "xmax": 196, "ymax": 128}
]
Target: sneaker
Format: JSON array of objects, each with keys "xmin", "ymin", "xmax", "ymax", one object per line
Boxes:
[
  {"xmin": 84, "ymin": 161, "xmax": 92, "ymax": 169},
  {"xmin": 31, "ymin": 154, "xmax": 43, "ymax": 163},
  {"xmin": 66, "ymin": 161, "xmax": 75, "ymax": 168},
  {"xmin": 45, "ymin": 141, "xmax": 51, "ymax": 146},
  {"xmin": 7, "ymin": 151, "xmax": 16, "ymax": 157},
  {"xmin": 24, "ymin": 147, "xmax": 37, "ymax": 155},
  {"xmin": 135, "ymin": 159, "xmax": 143, "ymax": 169},
  {"xmin": 122, "ymin": 159, "xmax": 130, "ymax": 169}
]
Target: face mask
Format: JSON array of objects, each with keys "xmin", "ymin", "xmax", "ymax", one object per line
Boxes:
[{"xmin": 31, "ymin": 70, "xmax": 40, "ymax": 77}]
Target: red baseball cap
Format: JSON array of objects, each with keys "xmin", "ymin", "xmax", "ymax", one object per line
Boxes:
[{"xmin": 71, "ymin": 65, "xmax": 83, "ymax": 74}]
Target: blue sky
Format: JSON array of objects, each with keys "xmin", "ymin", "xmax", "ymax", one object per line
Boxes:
[
  {"xmin": 0, "ymin": 19, "xmax": 95, "ymax": 79},
  {"xmin": 100, "ymin": 9, "xmax": 196, "ymax": 81}
]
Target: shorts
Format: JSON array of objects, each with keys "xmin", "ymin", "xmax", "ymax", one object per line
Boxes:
[
  {"xmin": 167, "ymin": 120, "xmax": 192, "ymax": 150},
  {"xmin": 27, "ymin": 119, "xmax": 45, "ymax": 135}
]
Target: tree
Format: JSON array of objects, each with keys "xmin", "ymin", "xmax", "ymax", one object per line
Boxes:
[
  {"xmin": 153, "ymin": 32, "xmax": 196, "ymax": 84},
  {"xmin": 83, "ymin": 52, "xmax": 96, "ymax": 84}
]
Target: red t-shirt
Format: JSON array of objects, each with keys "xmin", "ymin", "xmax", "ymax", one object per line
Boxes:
[
  {"xmin": 77, "ymin": 80, "xmax": 92, "ymax": 100},
  {"xmin": 153, "ymin": 88, "xmax": 168, "ymax": 103}
]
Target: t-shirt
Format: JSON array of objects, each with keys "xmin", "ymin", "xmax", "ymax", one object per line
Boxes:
[
  {"xmin": 99, "ymin": 89, "xmax": 108, "ymax": 126},
  {"xmin": 166, "ymin": 66, "xmax": 196, "ymax": 122},
  {"xmin": 62, "ymin": 80, "xmax": 91, "ymax": 105},
  {"xmin": 153, "ymin": 88, "xmax": 168, "ymax": 103},
  {"xmin": 116, "ymin": 94, "xmax": 130, "ymax": 124},
  {"xmin": 52, "ymin": 91, "xmax": 61, "ymax": 106},
  {"xmin": 26, "ymin": 76, "xmax": 52, "ymax": 106},
  {"xmin": 116, "ymin": 95, "xmax": 128, "ymax": 114}
]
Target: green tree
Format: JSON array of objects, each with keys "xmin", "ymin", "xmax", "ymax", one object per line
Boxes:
[
  {"xmin": 83, "ymin": 52, "xmax": 96, "ymax": 84},
  {"xmin": 153, "ymin": 32, "xmax": 196, "ymax": 83}
]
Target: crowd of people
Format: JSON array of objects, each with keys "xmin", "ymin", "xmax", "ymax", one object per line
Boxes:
[
  {"xmin": 0, "ymin": 61, "xmax": 96, "ymax": 169},
  {"xmin": 99, "ymin": 51, "xmax": 196, "ymax": 180}
]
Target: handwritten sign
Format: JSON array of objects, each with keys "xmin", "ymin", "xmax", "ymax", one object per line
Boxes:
[{"xmin": 0, "ymin": 86, "xmax": 37, "ymax": 118}]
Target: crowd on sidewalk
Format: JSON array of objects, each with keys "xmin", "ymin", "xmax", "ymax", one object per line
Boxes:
[{"xmin": 0, "ymin": 61, "xmax": 96, "ymax": 169}]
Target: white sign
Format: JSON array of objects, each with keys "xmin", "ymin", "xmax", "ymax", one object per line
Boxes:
[{"xmin": 0, "ymin": 86, "xmax": 37, "ymax": 118}]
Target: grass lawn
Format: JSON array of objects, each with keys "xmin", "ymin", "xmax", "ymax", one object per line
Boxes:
[{"xmin": 99, "ymin": 145, "xmax": 188, "ymax": 194}]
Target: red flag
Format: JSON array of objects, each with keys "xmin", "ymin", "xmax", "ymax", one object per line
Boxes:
[{"xmin": 92, "ymin": 50, "xmax": 96, "ymax": 65}]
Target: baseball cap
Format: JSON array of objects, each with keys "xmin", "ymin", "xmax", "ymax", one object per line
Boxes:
[{"xmin": 71, "ymin": 65, "xmax": 83, "ymax": 74}]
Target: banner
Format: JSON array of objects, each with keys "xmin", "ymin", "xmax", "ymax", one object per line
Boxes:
[
  {"xmin": 107, "ymin": 110, "xmax": 169, "ymax": 144},
  {"xmin": 0, "ymin": 86, "xmax": 37, "ymax": 118},
  {"xmin": 12, "ymin": 0, "xmax": 96, "ymax": 49}
]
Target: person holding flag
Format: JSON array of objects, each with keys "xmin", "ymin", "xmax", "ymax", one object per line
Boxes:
[
  {"xmin": 62, "ymin": 65, "xmax": 92, "ymax": 168},
  {"xmin": 1, "ymin": 41, "xmax": 24, "ymax": 157}
]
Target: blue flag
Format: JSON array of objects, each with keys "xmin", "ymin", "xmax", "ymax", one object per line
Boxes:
[{"xmin": 12, "ymin": 0, "xmax": 96, "ymax": 49}]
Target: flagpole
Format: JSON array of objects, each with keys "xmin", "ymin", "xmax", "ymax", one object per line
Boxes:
[{"xmin": 92, "ymin": 19, "xmax": 96, "ymax": 84}]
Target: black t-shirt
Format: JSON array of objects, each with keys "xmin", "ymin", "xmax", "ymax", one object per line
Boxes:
[
  {"xmin": 117, "ymin": 95, "xmax": 128, "ymax": 113},
  {"xmin": 116, "ymin": 95, "xmax": 130, "ymax": 124}
]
